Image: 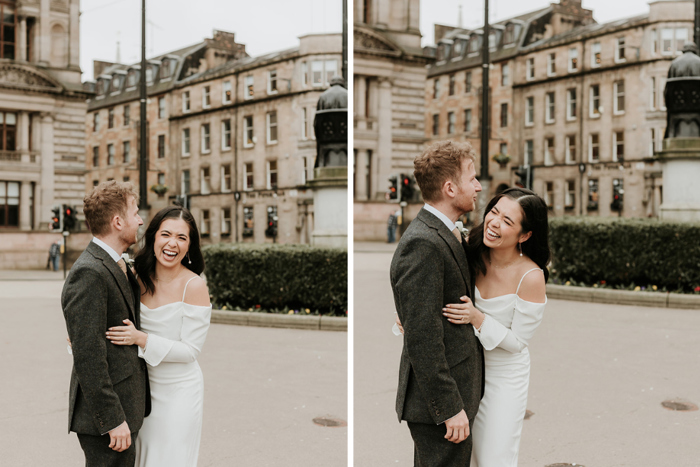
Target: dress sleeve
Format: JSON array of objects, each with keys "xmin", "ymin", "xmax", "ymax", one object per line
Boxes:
[
  {"xmin": 474, "ymin": 297, "xmax": 546, "ymax": 353},
  {"xmin": 139, "ymin": 304, "xmax": 212, "ymax": 366}
]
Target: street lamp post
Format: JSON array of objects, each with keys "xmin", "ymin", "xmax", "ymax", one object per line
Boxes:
[
  {"xmin": 139, "ymin": 0, "xmax": 148, "ymax": 209},
  {"xmin": 479, "ymin": 0, "xmax": 491, "ymax": 214},
  {"xmin": 695, "ymin": 0, "xmax": 700, "ymax": 48},
  {"xmin": 342, "ymin": 0, "xmax": 348, "ymax": 84}
]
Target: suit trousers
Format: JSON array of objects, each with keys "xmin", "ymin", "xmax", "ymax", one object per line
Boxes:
[
  {"xmin": 77, "ymin": 430, "xmax": 139, "ymax": 467},
  {"xmin": 407, "ymin": 421, "xmax": 472, "ymax": 467}
]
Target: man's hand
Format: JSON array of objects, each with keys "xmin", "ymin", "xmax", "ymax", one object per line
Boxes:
[
  {"xmin": 108, "ymin": 421, "xmax": 131, "ymax": 452},
  {"xmin": 444, "ymin": 409, "xmax": 470, "ymax": 444}
]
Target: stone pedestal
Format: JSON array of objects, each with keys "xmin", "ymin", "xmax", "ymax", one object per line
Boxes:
[
  {"xmin": 658, "ymin": 138, "xmax": 700, "ymax": 222},
  {"xmin": 309, "ymin": 167, "xmax": 347, "ymax": 248}
]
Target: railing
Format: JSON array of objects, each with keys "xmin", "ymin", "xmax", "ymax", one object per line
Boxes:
[{"xmin": 0, "ymin": 151, "xmax": 40, "ymax": 164}]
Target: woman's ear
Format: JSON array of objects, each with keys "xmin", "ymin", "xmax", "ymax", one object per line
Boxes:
[{"xmin": 519, "ymin": 231, "xmax": 533, "ymax": 243}]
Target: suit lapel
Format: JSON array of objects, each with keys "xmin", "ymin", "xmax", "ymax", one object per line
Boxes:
[{"xmin": 87, "ymin": 242, "xmax": 136, "ymax": 320}]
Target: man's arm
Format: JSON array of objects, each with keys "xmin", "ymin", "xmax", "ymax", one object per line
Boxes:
[
  {"xmin": 393, "ymin": 237, "xmax": 464, "ymax": 425},
  {"xmin": 63, "ymin": 266, "xmax": 127, "ymax": 435}
]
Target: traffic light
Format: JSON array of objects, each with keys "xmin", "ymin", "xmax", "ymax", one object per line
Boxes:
[
  {"xmin": 611, "ymin": 179, "xmax": 624, "ymax": 212},
  {"xmin": 265, "ymin": 207, "xmax": 278, "ymax": 239},
  {"xmin": 514, "ymin": 165, "xmax": 531, "ymax": 189},
  {"xmin": 51, "ymin": 206, "xmax": 61, "ymax": 231},
  {"xmin": 63, "ymin": 205, "xmax": 77, "ymax": 231},
  {"xmin": 400, "ymin": 174, "xmax": 415, "ymax": 202},
  {"xmin": 388, "ymin": 175, "xmax": 399, "ymax": 202}
]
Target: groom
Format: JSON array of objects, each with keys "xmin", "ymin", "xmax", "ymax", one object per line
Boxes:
[
  {"xmin": 390, "ymin": 141, "xmax": 485, "ymax": 466},
  {"xmin": 62, "ymin": 181, "xmax": 150, "ymax": 466}
]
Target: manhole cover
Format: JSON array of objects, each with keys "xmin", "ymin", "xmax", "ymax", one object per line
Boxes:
[
  {"xmin": 524, "ymin": 409, "xmax": 534, "ymax": 420},
  {"xmin": 661, "ymin": 399, "xmax": 698, "ymax": 411},
  {"xmin": 312, "ymin": 417, "xmax": 347, "ymax": 427},
  {"xmin": 545, "ymin": 464, "xmax": 584, "ymax": 467}
]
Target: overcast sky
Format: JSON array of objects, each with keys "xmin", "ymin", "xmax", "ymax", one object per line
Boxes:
[
  {"xmin": 421, "ymin": 0, "xmax": 660, "ymax": 46},
  {"xmin": 80, "ymin": 0, "xmax": 343, "ymax": 81}
]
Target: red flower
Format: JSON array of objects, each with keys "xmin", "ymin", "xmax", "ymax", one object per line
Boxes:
[
  {"xmin": 694, "ymin": 286, "xmax": 700, "ymax": 292},
  {"xmin": 600, "ymin": 280, "xmax": 606, "ymax": 285},
  {"xmin": 255, "ymin": 304, "xmax": 261, "ymax": 308}
]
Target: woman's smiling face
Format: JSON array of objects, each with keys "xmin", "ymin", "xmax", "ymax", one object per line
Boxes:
[
  {"xmin": 153, "ymin": 217, "xmax": 191, "ymax": 267},
  {"xmin": 483, "ymin": 197, "xmax": 528, "ymax": 251}
]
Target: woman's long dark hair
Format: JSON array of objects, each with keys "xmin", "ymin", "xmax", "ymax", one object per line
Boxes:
[
  {"xmin": 467, "ymin": 187, "xmax": 551, "ymax": 282},
  {"xmin": 134, "ymin": 205, "xmax": 205, "ymax": 295}
]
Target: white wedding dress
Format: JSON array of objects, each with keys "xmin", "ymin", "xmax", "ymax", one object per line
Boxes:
[
  {"xmin": 470, "ymin": 268, "xmax": 546, "ymax": 467},
  {"xmin": 135, "ymin": 277, "xmax": 212, "ymax": 467}
]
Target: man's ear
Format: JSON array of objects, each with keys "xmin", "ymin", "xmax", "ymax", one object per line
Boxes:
[
  {"xmin": 442, "ymin": 179, "xmax": 455, "ymax": 200},
  {"xmin": 111, "ymin": 214, "xmax": 123, "ymax": 232}
]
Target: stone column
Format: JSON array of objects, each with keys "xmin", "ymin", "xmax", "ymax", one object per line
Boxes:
[
  {"xmin": 69, "ymin": 0, "xmax": 80, "ymax": 68},
  {"xmin": 376, "ymin": 78, "xmax": 393, "ymax": 200},
  {"xmin": 39, "ymin": 0, "xmax": 50, "ymax": 65},
  {"xmin": 355, "ymin": 76, "xmax": 367, "ymax": 130},
  {"xmin": 19, "ymin": 182, "xmax": 31, "ymax": 230},
  {"xmin": 39, "ymin": 114, "xmax": 55, "ymax": 228},
  {"xmin": 376, "ymin": 0, "xmax": 390, "ymax": 28},
  {"xmin": 355, "ymin": 149, "xmax": 368, "ymax": 200},
  {"xmin": 18, "ymin": 17, "xmax": 27, "ymax": 62},
  {"xmin": 19, "ymin": 112, "xmax": 29, "ymax": 151}
]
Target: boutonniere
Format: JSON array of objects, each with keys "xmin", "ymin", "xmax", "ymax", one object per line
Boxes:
[
  {"xmin": 121, "ymin": 253, "xmax": 134, "ymax": 267},
  {"xmin": 455, "ymin": 221, "xmax": 469, "ymax": 239}
]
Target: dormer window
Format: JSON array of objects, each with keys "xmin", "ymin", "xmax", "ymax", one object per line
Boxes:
[
  {"xmin": 160, "ymin": 58, "xmax": 176, "ymax": 80},
  {"xmin": 504, "ymin": 24, "xmax": 515, "ymax": 45},
  {"xmin": 489, "ymin": 31, "xmax": 497, "ymax": 50},
  {"xmin": 146, "ymin": 66, "xmax": 154, "ymax": 84},
  {"xmin": 468, "ymin": 35, "xmax": 481, "ymax": 54},
  {"xmin": 126, "ymin": 68, "xmax": 140, "ymax": 88},
  {"xmin": 452, "ymin": 39, "xmax": 465, "ymax": 59},
  {"xmin": 96, "ymin": 77, "xmax": 111, "ymax": 97},
  {"xmin": 110, "ymin": 74, "xmax": 124, "ymax": 93}
]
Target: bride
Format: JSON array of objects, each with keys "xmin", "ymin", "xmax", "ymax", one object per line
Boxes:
[
  {"xmin": 106, "ymin": 205, "xmax": 212, "ymax": 467},
  {"xmin": 396, "ymin": 187, "xmax": 550, "ymax": 466}
]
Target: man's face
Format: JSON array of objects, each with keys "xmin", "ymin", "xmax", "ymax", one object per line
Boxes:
[
  {"xmin": 452, "ymin": 159, "xmax": 482, "ymax": 213},
  {"xmin": 119, "ymin": 196, "xmax": 143, "ymax": 246}
]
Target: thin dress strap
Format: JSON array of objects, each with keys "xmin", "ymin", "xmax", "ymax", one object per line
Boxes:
[
  {"xmin": 515, "ymin": 268, "xmax": 543, "ymax": 296},
  {"xmin": 182, "ymin": 276, "xmax": 198, "ymax": 302}
]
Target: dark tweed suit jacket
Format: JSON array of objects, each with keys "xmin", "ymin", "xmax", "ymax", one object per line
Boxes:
[
  {"xmin": 61, "ymin": 241, "xmax": 150, "ymax": 436},
  {"xmin": 391, "ymin": 208, "xmax": 484, "ymax": 426}
]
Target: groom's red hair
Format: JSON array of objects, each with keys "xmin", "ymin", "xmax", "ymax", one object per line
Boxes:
[
  {"xmin": 413, "ymin": 140, "xmax": 476, "ymax": 203},
  {"xmin": 83, "ymin": 180, "xmax": 139, "ymax": 236}
]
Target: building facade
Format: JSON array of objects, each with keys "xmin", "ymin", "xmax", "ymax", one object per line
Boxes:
[
  {"xmin": 427, "ymin": 0, "xmax": 693, "ymax": 219},
  {"xmin": 86, "ymin": 31, "xmax": 342, "ymax": 245},
  {"xmin": 0, "ymin": 0, "xmax": 89, "ymax": 232},
  {"xmin": 353, "ymin": 0, "xmax": 433, "ymax": 240}
]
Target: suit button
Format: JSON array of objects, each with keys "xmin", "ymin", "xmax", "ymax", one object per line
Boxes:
[{"xmin": 436, "ymin": 411, "xmax": 440, "ymax": 416}]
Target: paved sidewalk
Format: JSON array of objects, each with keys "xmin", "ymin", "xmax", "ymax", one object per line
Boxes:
[
  {"xmin": 355, "ymin": 248, "xmax": 700, "ymax": 467},
  {"xmin": 0, "ymin": 278, "xmax": 347, "ymax": 466}
]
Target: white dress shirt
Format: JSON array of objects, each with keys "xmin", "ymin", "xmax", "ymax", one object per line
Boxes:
[
  {"xmin": 423, "ymin": 203, "xmax": 457, "ymax": 232},
  {"xmin": 92, "ymin": 237, "xmax": 123, "ymax": 263}
]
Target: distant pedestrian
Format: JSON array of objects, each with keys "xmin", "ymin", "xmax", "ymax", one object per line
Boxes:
[
  {"xmin": 387, "ymin": 210, "xmax": 399, "ymax": 243},
  {"xmin": 49, "ymin": 240, "xmax": 61, "ymax": 271}
]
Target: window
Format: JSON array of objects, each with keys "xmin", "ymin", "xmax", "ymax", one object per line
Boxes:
[
  {"xmin": 433, "ymin": 78, "xmax": 440, "ymax": 99},
  {"xmin": 266, "ymin": 160, "xmax": 278, "ymax": 189},
  {"xmin": 547, "ymin": 53, "xmax": 556, "ymax": 76},
  {"xmin": 569, "ymin": 48, "xmax": 578, "ymax": 72},
  {"xmin": 589, "ymin": 85, "xmax": 600, "ymax": 117},
  {"xmin": 650, "ymin": 77, "xmax": 657, "ymax": 110},
  {"xmin": 221, "ymin": 208, "xmax": 231, "ymax": 236},
  {"xmin": 244, "ymin": 116, "xmax": 254, "ymax": 147},
  {"xmin": 651, "ymin": 29, "xmax": 658, "ymax": 54},
  {"xmin": 615, "ymin": 37, "xmax": 626, "ymax": 62},
  {"xmin": 266, "ymin": 206, "xmax": 278, "ymax": 238},
  {"xmin": 202, "ymin": 86, "xmax": 211, "ymax": 108},
  {"xmin": 650, "ymin": 128, "xmax": 658, "ymax": 156},
  {"xmin": 591, "ymin": 42, "xmax": 601, "ymax": 67},
  {"xmin": 324, "ymin": 60, "xmax": 337, "ymax": 83},
  {"xmin": 244, "ymin": 162, "xmax": 254, "ymax": 190},
  {"xmin": 448, "ymin": 74, "xmax": 456, "ymax": 96},
  {"xmin": 613, "ymin": 131, "xmax": 624, "ymax": 161},
  {"xmin": 146, "ymin": 66, "xmax": 153, "ymax": 84},
  {"xmin": 500, "ymin": 103, "xmax": 508, "ymax": 128},
  {"xmin": 301, "ymin": 108, "xmax": 308, "ymax": 140},
  {"xmin": 447, "ymin": 112, "xmax": 455, "ymax": 134},
  {"xmin": 468, "ymin": 35, "xmax": 480, "ymax": 54},
  {"xmin": 108, "ymin": 108, "xmax": 114, "ymax": 129},
  {"xmin": 545, "ymin": 182, "xmax": 554, "ymax": 209},
  {"xmin": 92, "ymin": 147, "xmax": 99, "ymax": 167},
  {"xmin": 223, "ymin": 81, "xmax": 232, "ymax": 104},
  {"xmin": 301, "ymin": 61, "xmax": 308, "ymax": 86},
  {"xmin": 432, "ymin": 114, "xmax": 439, "ymax": 136},
  {"xmin": 504, "ymin": 23, "xmax": 515, "ymax": 45},
  {"xmin": 123, "ymin": 105, "xmax": 130, "ymax": 126},
  {"xmin": 221, "ymin": 164, "xmax": 232, "ymax": 192},
  {"xmin": 181, "ymin": 170, "xmax": 190, "ymax": 194},
  {"xmin": 268, "ymin": 70, "xmax": 278, "ymax": 94},
  {"xmin": 661, "ymin": 28, "xmax": 674, "ymax": 55},
  {"xmin": 158, "ymin": 173, "xmax": 165, "ymax": 185},
  {"xmin": 526, "ymin": 58, "xmax": 535, "ymax": 80},
  {"xmin": 544, "ymin": 137, "xmax": 554, "ymax": 166},
  {"xmin": 565, "ymin": 180, "xmax": 576, "ymax": 209},
  {"xmin": 245, "ymin": 76, "xmax": 254, "ymax": 99},
  {"xmin": 123, "ymin": 141, "xmax": 130, "ymax": 163},
  {"xmin": 200, "ymin": 210, "xmax": 210, "ymax": 236},
  {"xmin": 614, "ymin": 81, "xmax": 625, "ymax": 114},
  {"xmin": 567, "ymin": 88, "xmax": 577, "ymax": 120},
  {"xmin": 266, "ymin": 111, "xmax": 278, "ymax": 144},
  {"xmin": 0, "ymin": 3, "xmax": 16, "ymax": 59},
  {"xmin": 525, "ymin": 96, "xmax": 534, "ymax": 126},
  {"xmin": 501, "ymin": 64, "xmax": 509, "ymax": 86},
  {"xmin": 93, "ymin": 112, "xmax": 100, "ymax": 132},
  {"xmin": 465, "ymin": 72, "xmax": 472, "ymax": 92},
  {"xmin": 588, "ymin": 179, "xmax": 599, "ymax": 210},
  {"xmin": 302, "ymin": 157, "xmax": 308, "ymax": 185},
  {"xmin": 158, "ymin": 97, "xmax": 166, "ymax": 118},
  {"xmin": 589, "ymin": 133, "xmax": 599, "ymax": 162},
  {"xmin": 312, "ymin": 61, "xmax": 323, "ymax": 86},
  {"xmin": 201, "ymin": 124, "xmax": 210, "ymax": 153},
  {"xmin": 107, "ymin": 144, "xmax": 115, "ymax": 166},
  {"xmin": 221, "ymin": 120, "xmax": 231, "ymax": 150},
  {"xmin": 126, "ymin": 69, "xmax": 139, "ymax": 88},
  {"xmin": 499, "ymin": 143, "xmax": 508, "ymax": 155},
  {"xmin": 200, "ymin": 167, "xmax": 210, "ymax": 194},
  {"xmin": 676, "ymin": 28, "xmax": 688, "ymax": 54},
  {"xmin": 182, "ymin": 91, "xmax": 190, "ymax": 112},
  {"xmin": 243, "ymin": 207, "xmax": 254, "ymax": 237},
  {"xmin": 160, "ymin": 59, "xmax": 175, "ymax": 80},
  {"xmin": 546, "ymin": 92, "xmax": 555, "ymax": 123},
  {"xmin": 612, "ymin": 178, "xmax": 624, "ymax": 211},
  {"xmin": 0, "ymin": 111, "xmax": 16, "ymax": 150},
  {"xmin": 157, "ymin": 134, "xmax": 165, "ymax": 159},
  {"xmin": 0, "ymin": 181, "xmax": 20, "ymax": 227},
  {"xmin": 565, "ymin": 135, "xmax": 576, "ymax": 164},
  {"xmin": 182, "ymin": 128, "xmax": 190, "ymax": 156},
  {"xmin": 464, "ymin": 109, "xmax": 472, "ymax": 132},
  {"xmin": 524, "ymin": 140, "xmax": 534, "ymax": 166}
]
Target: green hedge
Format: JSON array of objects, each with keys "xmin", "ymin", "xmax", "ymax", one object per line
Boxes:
[
  {"xmin": 202, "ymin": 243, "xmax": 347, "ymax": 316},
  {"xmin": 549, "ymin": 217, "xmax": 700, "ymax": 292}
]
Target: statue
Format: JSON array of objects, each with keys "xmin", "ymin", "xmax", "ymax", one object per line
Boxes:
[
  {"xmin": 664, "ymin": 42, "xmax": 700, "ymax": 138},
  {"xmin": 313, "ymin": 76, "xmax": 348, "ymax": 168}
]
